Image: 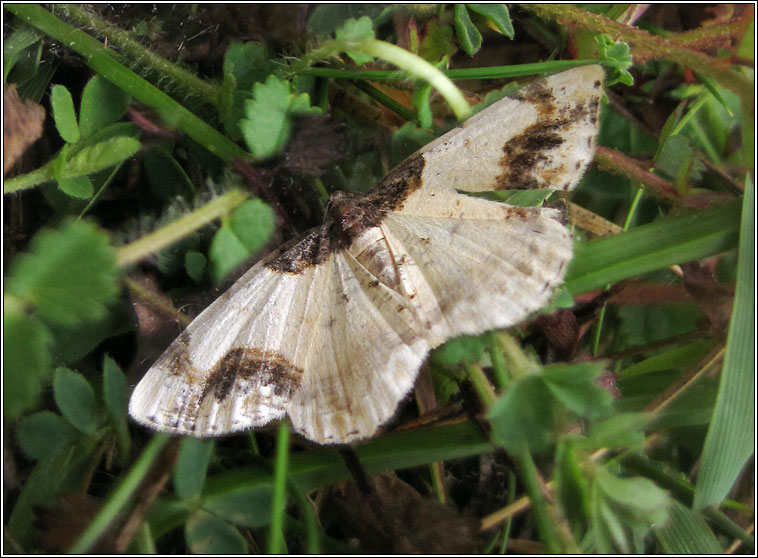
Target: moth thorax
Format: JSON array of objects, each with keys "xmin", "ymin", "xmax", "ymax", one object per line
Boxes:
[{"xmin": 327, "ymin": 190, "xmax": 378, "ymax": 238}]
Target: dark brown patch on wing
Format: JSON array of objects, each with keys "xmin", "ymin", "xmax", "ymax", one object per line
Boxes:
[
  {"xmin": 160, "ymin": 331, "xmax": 193, "ymax": 376},
  {"xmin": 264, "ymin": 155, "xmax": 425, "ymax": 273},
  {"xmin": 201, "ymin": 347, "xmax": 303, "ymax": 403},
  {"xmin": 264, "ymin": 226, "xmax": 331, "ymax": 273},
  {"xmin": 495, "ymin": 103, "xmax": 599, "ymax": 190},
  {"xmin": 495, "ymin": 72, "xmax": 602, "ymax": 191},
  {"xmin": 325, "ymin": 153, "xmax": 426, "ymax": 249},
  {"xmin": 512, "ymin": 79, "xmax": 556, "ymax": 118},
  {"xmin": 495, "ymin": 120, "xmax": 568, "ymax": 190},
  {"xmin": 367, "ymin": 153, "xmax": 425, "ymax": 212}
]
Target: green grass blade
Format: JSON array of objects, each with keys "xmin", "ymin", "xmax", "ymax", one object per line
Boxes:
[
  {"xmin": 267, "ymin": 424, "xmax": 289, "ymax": 553},
  {"xmin": 694, "ymin": 182, "xmax": 754, "ymax": 509},
  {"xmin": 68, "ymin": 434, "xmax": 171, "ymax": 553},
  {"xmin": 147, "ymin": 421, "xmax": 491, "ymax": 538},
  {"xmin": 565, "ymin": 199, "xmax": 741, "ymax": 295},
  {"xmin": 654, "ymin": 500, "xmax": 722, "ymax": 553}
]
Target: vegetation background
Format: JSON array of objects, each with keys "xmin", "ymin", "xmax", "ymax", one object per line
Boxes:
[{"xmin": 3, "ymin": 3, "xmax": 754, "ymax": 554}]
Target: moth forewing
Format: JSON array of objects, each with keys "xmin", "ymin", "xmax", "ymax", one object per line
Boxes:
[
  {"xmin": 128, "ymin": 65, "xmax": 604, "ymax": 444},
  {"xmin": 129, "ymin": 262, "xmax": 327, "ymax": 436},
  {"xmin": 414, "ymin": 64, "xmax": 604, "ymax": 195}
]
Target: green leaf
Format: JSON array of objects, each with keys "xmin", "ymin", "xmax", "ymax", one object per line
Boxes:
[
  {"xmin": 220, "ymin": 42, "xmax": 277, "ymax": 135},
  {"xmin": 53, "ymin": 367, "xmax": 97, "ymax": 435},
  {"xmin": 51, "ymin": 84, "xmax": 80, "ymax": 143},
  {"xmin": 61, "ymin": 136, "xmax": 141, "ymax": 178},
  {"xmin": 595, "ymin": 35, "xmax": 634, "ymax": 86},
  {"xmin": 248, "ymin": 75, "xmax": 290, "ymax": 155},
  {"xmin": 209, "ymin": 199, "xmax": 275, "ymax": 283},
  {"xmin": 3, "ymin": 306, "xmax": 51, "ymax": 419},
  {"xmin": 565, "ymin": 199, "xmax": 741, "ymax": 295},
  {"xmin": 593, "ymin": 469, "xmax": 670, "ymax": 552},
  {"xmin": 6, "ymin": 219, "xmax": 119, "ymax": 326},
  {"xmin": 208, "ymin": 222, "xmax": 249, "ymax": 283},
  {"xmin": 430, "ymin": 331, "xmax": 494, "ymax": 367},
  {"xmin": 695, "ymin": 181, "xmax": 754, "ymax": 509},
  {"xmin": 654, "ymin": 101, "xmax": 687, "ymax": 161},
  {"xmin": 466, "ymin": 189, "xmax": 554, "ymax": 206},
  {"xmin": 306, "ymin": 4, "xmax": 384, "ymax": 37},
  {"xmin": 488, "ymin": 374, "xmax": 554, "ymax": 454},
  {"xmin": 58, "ymin": 175, "xmax": 94, "ymax": 199},
  {"xmin": 144, "ymin": 150, "xmax": 196, "ymax": 201},
  {"xmin": 584, "ymin": 412, "xmax": 650, "ymax": 450},
  {"xmin": 185, "ymin": 250, "xmax": 207, "ymax": 282},
  {"xmin": 541, "ymin": 362, "xmax": 614, "ymax": 420},
  {"xmin": 217, "ymin": 72, "xmax": 237, "ymax": 123},
  {"xmin": 47, "ymin": 307, "xmax": 127, "ymax": 366},
  {"xmin": 489, "ymin": 363, "xmax": 614, "ymax": 454},
  {"xmin": 416, "ymin": 20, "xmax": 456, "ymax": 62},
  {"xmin": 78, "ymin": 75, "xmax": 130, "ymax": 139},
  {"xmin": 185, "ymin": 511, "xmax": 247, "ymax": 554},
  {"xmin": 454, "ymin": 5, "xmax": 482, "ymax": 56},
  {"xmin": 655, "ymin": 134, "xmax": 705, "ymax": 195},
  {"xmin": 16, "ymin": 411, "xmax": 78, "ymax": 460},
  {"xmin": 174, "ymin": 438, "xmax": 214, "ymax": 501},
  {"xmin": 598, "ymin": 107, "xmax": 658, "ymax": 153},
  {"xmin": 3, "ymin": 23, "xmax": 43, "ymax": 81},
  {"xmin": 222, "ymin": 41, "xmax": 273, "ymax": 92},
  {"xmin": 102, "ymin": 355, "xmax": 128, "ymax": 423},
  {"xmin": 228, "ymin": 199, "xmax": 276, "ymax": 252},
  {"xmin": 599, "ymin": 472, "xmax": 670, "ymax": 524},
  {"xmin": 241, "ymin": 75, "xmax": 318, "ymax": 160},
  {"xmin": 466, "ymin": 4, "xmax": 514, "ymax": 38},
  {"xmin": 654, "ymin": 500, "xmax": 722, "ymax": 553},
  {"xmin": 203, "ymin": 483, "xmax": 275, "ymax": 527},
  {"xmin": 335, "ymin": 16, "xmax": 375, "ymax": 65}
]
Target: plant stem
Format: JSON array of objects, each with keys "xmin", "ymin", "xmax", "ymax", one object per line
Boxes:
[
  {"xmin": 465, "ymin": 363, "xmax": 497, "ymax": 407},
  {"xmin": 6, "ymin": 4, "xmax": 246, "ymax": 163},
  {"xmin": 287, "ymin": 36, "xmax": 470, "ymax": 119},
  {"xmin": 513, "ymin": 450, "xmax": 561, "ymax": 553},
  {"xmin": 525, "ymin": 5, "xmax": 753, "ymax": 112},
  {"xmin": 496, "ymin": 332, "xmax": 537, "ymax": 378},
  {"xmin": 116, "ymin": 189, "xmax": 249, "ymax": 267},
  {"xmin": 4, "ymin": 163, "xmax": 55, "ymax": 193},
  {"xmin": 267, "ymin": 423, "xmax": 290, "ymax": 554},
  {"xmin": 51, "ymin": 4, "xmax": 219, "ymax": 108},
  {"xmin": 353, "ymin": 38, "xmax": 470, "ymax": 119},
  {"xmin": 300, "ymin": 59, "xmax": 597, "ymax": 81}
]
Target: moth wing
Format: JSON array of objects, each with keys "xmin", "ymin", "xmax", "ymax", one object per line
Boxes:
[
  {"xmin": 286, "ymin": 249, "xmax": 430, "ymax": 444},
  {"xmin": 414, "ymin": 64, "xmax": 603, "ymax": 194},
  {"xmin": 129, "ymin": 252, "xmax": 332, "ymax": 436},
  {"xmin": 381, "ymin": 190, "xmax": 573, "ymax": 344}
]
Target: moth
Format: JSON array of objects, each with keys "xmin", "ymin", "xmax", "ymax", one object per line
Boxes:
[{"xmin": 129, "ymin": 65, "xmax": 604, "ymax": 444}]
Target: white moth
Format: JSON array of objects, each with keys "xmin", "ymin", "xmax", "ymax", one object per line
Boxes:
[{"xmin": 129, "ymin": 65, "xmax": 604, "ymax": 444}]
